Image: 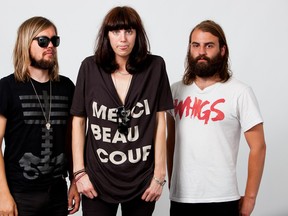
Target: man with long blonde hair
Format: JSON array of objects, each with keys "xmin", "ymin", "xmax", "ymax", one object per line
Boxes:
[{"xmin": 0, "ymin": 16, "xmax": 80, "ymax": 216}]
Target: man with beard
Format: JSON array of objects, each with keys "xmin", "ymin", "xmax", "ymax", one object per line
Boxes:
[
  {"xmin": 166, "ymin": 20, "xmax": 266, "ymax": 216},
  {"xmin": 0, "ymin": 16, "xmax": 80, "ymax": 215}
]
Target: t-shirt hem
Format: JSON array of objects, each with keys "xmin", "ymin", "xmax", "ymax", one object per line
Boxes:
[{"xmin": 170, "ymin": 195, "xmax": 241, "ymax": 203}]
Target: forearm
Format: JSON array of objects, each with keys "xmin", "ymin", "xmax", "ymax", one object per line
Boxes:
[
  {"xmin": 0, "ymin": 151, "xmax": 17, "ymax": 214},
  {"xmin": 153, "ymin": 111, "xmax": 166, "ymax": 180},
  {"xmin": 245, "ymin": 144, "xmax": 266, "ymax": 199},
  {"xmin": 72, "ymin": 116, "xmax": 86, "ymax": 172},
  {"xmin": 244, "ymin": 123, "xmax": 266, "ymax": 200}
]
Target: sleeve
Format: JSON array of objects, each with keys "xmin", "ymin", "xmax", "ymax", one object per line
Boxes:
[
  {"xmin": 67, "ymin": 78, "xmax": 75, "ymax": 111},
  {"xmin": 237, "ymin": 86, "xmax": 263, "ymax": 132},
  {"xmin": 166, "ymin": 82, "xmax": 178, "ymax": 118},
  {"xmin": 0, "ymin": 77, "xmax": 11, "ymax": 117},
  {"xmin": 70, "ymin": 61, "xmax": 87, "ymax": 117},
  {"xmin": 156, "ymin": 57, "xmax": 174, "ymax": 112}
]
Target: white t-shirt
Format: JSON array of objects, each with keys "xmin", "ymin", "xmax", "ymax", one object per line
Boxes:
[{"xmin": 168, "ymin": 77, "xmax": 263, "ymax": 203}]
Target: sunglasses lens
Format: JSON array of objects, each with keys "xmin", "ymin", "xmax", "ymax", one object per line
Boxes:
[
  {"xmin": 51, "ymin": 36, "xmax": 60, "ymax": 47},
  {"xmin": 38, "ymin": 37, "xmax": 49, "ymax": 47}
]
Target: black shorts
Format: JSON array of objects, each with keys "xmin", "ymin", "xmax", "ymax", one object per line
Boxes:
[{"xmin": 170, "ymin": 200, "xmax": 240, "ymax": 216}]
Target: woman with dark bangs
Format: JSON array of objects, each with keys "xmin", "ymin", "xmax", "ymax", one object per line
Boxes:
[{"xmin": 70, "ymin": 6, "xmax": 173, "ymax": 216}]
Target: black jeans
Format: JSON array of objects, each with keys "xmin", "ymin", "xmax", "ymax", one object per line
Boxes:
[
  {"xmin": 82, "ymin": 195, "xmax": 156, "ymax": 216},
  {"xmin": 12, "ymin": 178, "xmax": 68, "ymax": 216},
  {"xmin": 170, "ymin": 200, "xmax": 240, "ymax": 216}
]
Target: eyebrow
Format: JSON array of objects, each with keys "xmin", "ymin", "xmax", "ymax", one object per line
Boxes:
[{"xmin": 191, "ymin": 42, "xmax": 215, "ymax": 46}]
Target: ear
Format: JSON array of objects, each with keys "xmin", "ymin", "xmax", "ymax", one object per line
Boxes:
[{"xmin": 220, "ymin": 45, "xmax": 226, "ymax": 57}]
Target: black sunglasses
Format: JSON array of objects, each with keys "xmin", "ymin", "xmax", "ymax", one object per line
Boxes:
[
  {"xmin": 117, "ymin": 106, "xmax": 130, "ymax": 135},
  {"xmin": 33, "ymin": 36, "xmax": 60, "ymax": 48}
]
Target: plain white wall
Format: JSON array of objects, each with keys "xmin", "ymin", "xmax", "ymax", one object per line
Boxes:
[{"xmin": 1, "ymin": 0, "xmax": 288, "ymax": 215}]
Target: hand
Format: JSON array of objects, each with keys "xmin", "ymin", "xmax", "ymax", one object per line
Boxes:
[
  {"xmin": 239, "ymin": 196, "xmax": 256, "ymax": 216},
  {"xmin": 0, "ymin": 193, "xmax": 18, "ymax": 216},
  {"xmin": 141, "ymin": 177, "xmax": 164, "ymax": 202},
  {"xmin": 75, "ymin": 173, "xmax": 98, "ymax": 199},
  {"xmin": 67, "ymin": 180, "xmax": 81, "ymax": 214}
]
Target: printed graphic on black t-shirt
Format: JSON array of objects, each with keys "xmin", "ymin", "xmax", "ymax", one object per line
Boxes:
[
  {"xmin": 71, "ymin": 55, "xmax": 174, "ymax": 203},
  {"xmin": 18, "ymin": 92, "xmax": 69, "ymax": 180},
  {"xmin": 0, "ymin": 74, "xmax": 74, "ymax": 192},
  {"xmin": 91, "ymin": 99, "xmax": 151, "ymax": 165}
]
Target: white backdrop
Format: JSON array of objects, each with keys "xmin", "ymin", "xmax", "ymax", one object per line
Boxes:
[{"xmin": 1, "ymin": 0, "xmax": 288, "ymax": 215}]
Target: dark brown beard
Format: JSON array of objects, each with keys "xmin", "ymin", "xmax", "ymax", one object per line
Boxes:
[
  {"xmin": 30, "ymin": 56, "xmax": 56, "ymax": 70},
  {"xmin": 189, "ymin": 53, "xmax": 223, "ymax": 78}
]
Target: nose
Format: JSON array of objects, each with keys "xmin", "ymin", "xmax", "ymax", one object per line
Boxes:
[
  {"xmin": 199, "ymin": 45, "xmax": 206, "ymax": 55},
  {"xmin": 119, "ymin": 31, "xmax": 127, "ymax": 41},
  {"xmin": 47, "ymin": 40, "xmax": 54, "ymax": 48}
]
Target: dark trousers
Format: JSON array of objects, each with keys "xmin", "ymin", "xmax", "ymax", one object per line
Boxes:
[
  {"xmin": 12, "ymin": 178, "xmax": 68, "ymax": 216},
  {"xmin": 82, "ymin": 195, "xmax": 156, "ymax": 216},
  {"xmin": 170, "ymin": 200, "xmax": 240, "ymax": 216}
]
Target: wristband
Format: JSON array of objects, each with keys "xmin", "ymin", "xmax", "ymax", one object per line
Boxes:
[
  {"xmin": 73, "ymin": 168, "xmax": 86, "ymax": 178},
  {"xmin": 74, "ymin": 172, "xmax": 87, "ymax": 184},
  {"xmin": 153, "ymin": 177, "xmax": 166, "ymax": 186}
]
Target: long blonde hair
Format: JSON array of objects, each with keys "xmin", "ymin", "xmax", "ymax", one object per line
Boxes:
[{"xmin": 13, "ymin": 16, "xmax": 59, "ymax": 82}]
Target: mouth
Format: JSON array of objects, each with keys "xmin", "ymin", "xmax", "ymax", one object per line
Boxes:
[
  {"xmin": 118, "ymin": 45, "xmax": 129, "ymax": 50},
  {"xmin": 44, "ymin": 50, "xmax": 54, "ymax": 55},
  {"xmin": 197, "ymin": 56, "xmax": 209, "ymax": 62},
  {"xmin": 197, "ymin": 59, "xmax": 207, "ymax": 63}
]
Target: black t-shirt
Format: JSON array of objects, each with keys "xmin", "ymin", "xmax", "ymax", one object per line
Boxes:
[
  {"xmin": 0, "ymin": 74, "xmax": 74, "ymax": 192},
  {"xmin": 71, "ymin": 54, "xmax": 174, "ymax": 203}
]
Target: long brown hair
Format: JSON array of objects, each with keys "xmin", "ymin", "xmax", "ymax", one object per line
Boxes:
[
  {"xmin": 183, "ymin": 20, "xmax": 231, "ymax": 85},
  {"xmin": 94, "ymin": 6, "xmax": 150, "ymax": 74},
  {"xmin": 13, "ymin": 16, "xmax": 59, "ymax": 82}
]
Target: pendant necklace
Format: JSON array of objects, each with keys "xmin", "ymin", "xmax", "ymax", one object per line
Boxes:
[{"xmin": 30, "ymin": 79, "xmax": 52, "ymax": 130}]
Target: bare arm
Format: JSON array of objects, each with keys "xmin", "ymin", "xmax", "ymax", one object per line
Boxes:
[
  {"xmin": 142, "ymin": 111, "xmax": 167, "ymax": 202},
  {"xmin": 0, "ymin": 115, "xmax": 18, "ymax": 216},
  {"xmin": 65, "ymin": 117, "xmax": 80, "ymax": 214},
  {"xmin": 72, "ymin": 116, "xmax": 97, "ymax": 199},
  {"xmin": 240, "ymin": 123, "xmax": 266, "ymax": 216},
  {"xmin": 166, "ymin": 112, "xmax": 175, "ymax": 187},
  {"xmin": 72, "ymin": 116, "xmax": 86, "ymax": 172},
  {"xmin": 153, "ymin": 111, "xmax": 167, "ymax": 182}
]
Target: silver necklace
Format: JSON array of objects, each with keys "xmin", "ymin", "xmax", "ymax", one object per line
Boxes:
[{"xmin": 30, "ymin": 79, "xmax": 52, "ymax": 130}]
